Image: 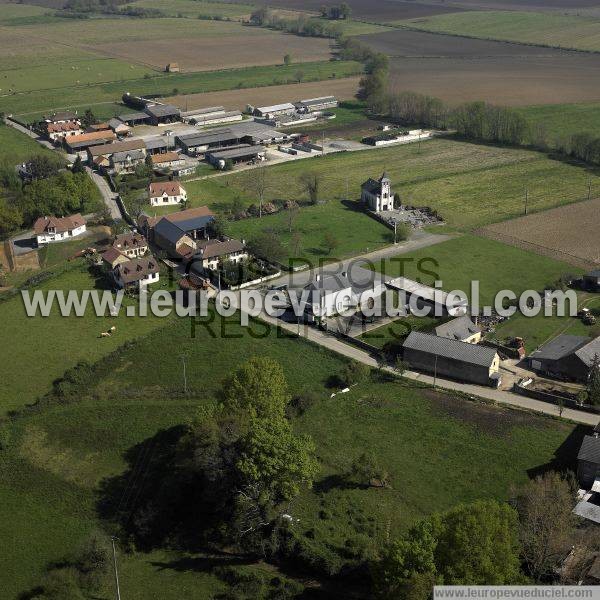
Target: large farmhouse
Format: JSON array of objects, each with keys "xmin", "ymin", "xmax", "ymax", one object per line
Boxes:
[
  {"xmin": 361, "ymin": 172, "xmax": 394, "ymax": 212},
  {"xmin": 112, "ymin": 232, "xmax": 148, "ymax": 258},
  {"xmin": 196, "ymin": 238, "xmax": 248, "ymax": 271},
  {"xmin": 148, "ymin": 181, "xmax": 187, "ymax": 206},
  {"xmin": 147, "ymin": 206, "xmax": 215, "ymax": 258},
  {"xmin": 33, "ymin": 214, "xmax": 87, "ymax": 245},
  {"xmin": 528, "ymin": 334, "xmax": 600, "ymax": 382}
]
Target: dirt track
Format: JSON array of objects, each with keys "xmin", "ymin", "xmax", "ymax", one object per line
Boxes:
[
  {"xmin": 479, "ymin": 198, "xmax": 600, "ymax": 269},
  {"xmin": 166, "ymin": 76, "xmax": 360, "ymax": 111}
]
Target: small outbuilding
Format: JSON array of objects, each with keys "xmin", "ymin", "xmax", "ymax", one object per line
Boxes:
[{"xmin": 434, "ymin": 316, "xmax": 482, "ymax": 344}]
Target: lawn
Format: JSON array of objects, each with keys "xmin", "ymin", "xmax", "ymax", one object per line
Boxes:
[
  {"xmin": 3, "ymin": 60, "xmax": 362, "ymax": 118},
  {"xmin": 400, "ymin": 10, "xmax": 600, "ymax": 53},
  {"xmin": 0, "ymin": 308, "xmax": 580, "ymax": 598},
  {"xmin": 185, "ymin": 138, "xmax": 600, "ymax": 239}
]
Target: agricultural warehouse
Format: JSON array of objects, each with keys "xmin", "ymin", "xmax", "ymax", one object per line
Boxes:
[
  {"xmin": 144, "ymin": 103, "xmax": 181, "ymax": 125},
  {"xmin": 145, "ymin": 137, "xmax": 171, "ymax": 155},
  {"xmin": 402, "ymin": 331, "xmax": 501, "ymax": 387},
  {"xmin": 296, "ymin": 96, "xmax": 338, "ymax": 113},
  {"xmin": 253, "ymin": 102, "xmax": 296, "ymax": 119},
  {"xmin": 528, "ymin": 335, "xmax": 600, "ymax": 382},
  {"xmin": 206, "ymin": 145, "xmax": 265, "ymax": 168},
  {"xmin": 386, "ymin": 276, "xmax": 468, "ymax": 317},
  {"xmin": 176, "ymin": 122, "xmax": 287, "ymax": 155},
  {"xmin": 118, "ymin": 112, "xmax": 151, "ymax": 126},
  {"xmin": 64, "ymin": 130, "xmax": 116, "ymax": 152}
]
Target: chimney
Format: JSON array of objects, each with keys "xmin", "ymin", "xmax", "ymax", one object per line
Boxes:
[{"xmin": 315, "ymin": 274, "xmax": 321, "ymax": 282}]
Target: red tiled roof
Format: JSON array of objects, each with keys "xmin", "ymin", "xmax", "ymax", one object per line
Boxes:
[
  {"xmin": 149, "ymin": 181, "xmax": 184, "ymax": 197},
  {"xmin": 151, "ymin": 151, "xmax": 181, "ymax": 165},
  {"xmin": 47, "ymin": 122, "xmax": 81, "ymax": 133},
  {"xmin": 33, "ymin": 213, "xmax": 86, "ymax": 235}
]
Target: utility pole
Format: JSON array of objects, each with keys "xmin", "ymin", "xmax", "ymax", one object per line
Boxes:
[
  {"xmin": 393, "ymin": 220, "xmax": 397, "ymax": 245},
  {"xmin": 180, "ymin": 354, "xmax": 188, "ymax": 394},
  {"xmin": 524, "ymin": 187, "xmax": 529, "ymax": 215},
  {"xmin": 322, "ymin": 130, "xmax": 325, "ymax": 156},
  {"xmin": 111, "ymin": 536, "xmax": 122, "ymax": 600},
  {"xmin": 588, "ymin": 177, "xmax": 592, "ymax": 201},
  {"xmin": 433, "ymin": 354, "xmax": 438, "ymax": 388}
]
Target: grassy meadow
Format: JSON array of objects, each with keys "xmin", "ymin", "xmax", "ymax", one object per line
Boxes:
[
  {"xmin": 0, "ymin": 304, "xmax": 581, "ymax": 598},
  {"xmin": 401, "ymin": 10, "xmax": 600, "ymax": 53},
  {"xmin": 180, "ymin": 138, "xmax": 600, "ymax": 264},
  {"xmin": 0, "ymin": 263, "xmax": 169, "ymax": 415},
  {"xmin": 517, "ymin": 102, "xmax": 600, "ymax": 140},
  {"xmin": 0, "ymin": 121, "xmax": 53, "ymax": 162}
]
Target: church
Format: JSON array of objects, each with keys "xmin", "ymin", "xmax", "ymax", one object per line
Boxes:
[{"xmin": 360, "ymin": 172, "xmax": 394, "ymax": 212}]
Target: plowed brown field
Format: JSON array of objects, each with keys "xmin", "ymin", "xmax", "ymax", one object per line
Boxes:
[
  {"xmin": 166, "ymin": 76, "xmax": 360, "ymax": 111},
  {"xmin": 479, "ymin": 198, "xmax": 600, "ymax": 269}
]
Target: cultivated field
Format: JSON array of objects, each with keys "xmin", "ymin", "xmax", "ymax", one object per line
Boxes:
[
  {"xmin": 10, "ymin": 17, "xmax": 335, "ymax": 71},
  {"xmin": 94, "ymin": 31, "xmax": 334, "ymax": 72},
  {"xmin": 516, "ymin": 102, "xmax": 600, "ymax": 139},
  {"xmin": 166, "ymin": 76, "xmax": 361, "ymax": 111},
  {"xmin": 401, "ymin": 10, "xmax": 600, "ymax": 53},
  {"xmin": 480, "ymin": 198, "xmax": 600, "ymax": 269},
  {"xmin": 247, "ymin": 0, "xmax": 465, "ymax": 21},
  {"xmin": 357, "ymin": 29, "xmax": 600, "ymax": 105}
]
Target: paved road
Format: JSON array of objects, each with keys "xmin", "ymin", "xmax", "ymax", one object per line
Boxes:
[{"xmin": 86, "ymin": 167, "xmax": 122, "ymax": 221}]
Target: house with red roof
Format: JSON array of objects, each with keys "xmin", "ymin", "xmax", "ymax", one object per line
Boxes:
[{"xmin": 33, "ymin": 214, "xmax": 87, "ymax": 246}]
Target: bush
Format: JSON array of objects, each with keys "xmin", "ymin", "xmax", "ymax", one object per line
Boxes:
[{"xmin": 287, "ymin": 390, "xmax": 319, "ymax": 417}]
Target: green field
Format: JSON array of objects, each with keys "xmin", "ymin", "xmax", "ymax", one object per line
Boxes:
[
  {"xmin": 4, "ymin": 60, "xmax": 361, "ymax": 118},
  {"xmin": 0, "ymin": 3, "xmax": 49, "ymax": 25},
  {"xmin": 401, "ymin": 10, "xmax": 600, "ymax": 53},
  {"xmin": 0, "ymin": 57, "xmax": 154, "ymax": 95},
  {"xmin": 517, "ymin": 102, "xmax": 600, "ymax": 140},
  {"xmin": 0, "ymin": 121, "xmax": 53, "ymax": 162},
  {"xmin": 0, "ymin": 263, "xmax": 169, "ymax": 415},
  {"xmin": 129, "ymin": 0, "xmax": 253, "ymax": 18},
  {"xmin": 183, "ymin": 138, "xmax": 600, "ymax": 250},
  {"xmin": 0, "ymin": 302, "xmax": 579, "ymax": 598}
]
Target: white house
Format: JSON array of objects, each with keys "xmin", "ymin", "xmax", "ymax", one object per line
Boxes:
[
  {"xmin": 196, "ymin": 238, "xmax": 247, "ymax": 271},
  {"xmin": 361, "ymin": 172, "xmax": 394, "ymax": 212},
  {"xmin": 33, "ymin": 214, "xmax": 87, "ymax": 245},
  {"xmin": 113, "ymin": 256, "xmax": 159, "ymax": 290},
  {"xmin": 303, "ymin": 273, "xmax": 355, "ymax": 319},
  {"xmin": 148, "ymin": 181, "xmax": 187, "ymax": 206},
  {"xmin": 112, "ymin": 231, "xmax": 148, "ymax": 258}
]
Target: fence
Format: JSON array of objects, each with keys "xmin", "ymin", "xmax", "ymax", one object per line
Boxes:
[{"xmin": 514, "ymin": 383, "xmax": 600, "ymax": 415}]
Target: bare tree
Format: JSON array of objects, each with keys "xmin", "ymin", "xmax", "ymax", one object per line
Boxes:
[
  {"xmin": 511, "ymin": 471, "xmax": 577, "ymax": 582},
  {"xmin": 291, "ymin": 231, "xmax": 302, "ymax": 257},
  {"xmin": 248, "ymin": 165, "xmax": 269, "ymax": 218},
  {"xmin": 299, "ymin": 171, "xmax": 320, "ymax": 204},
  {"xmin": 286, "ymin": 203, "xmax": 298, "ymax": 233}
]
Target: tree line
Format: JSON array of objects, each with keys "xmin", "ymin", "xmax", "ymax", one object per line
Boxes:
[
  {"xmin": 0, "ymin": 151, "xmax": 102, "ymax": 238},
  {"xmin": 359, "ymin": 67, "xmax": 600, "ymax": 165}
]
